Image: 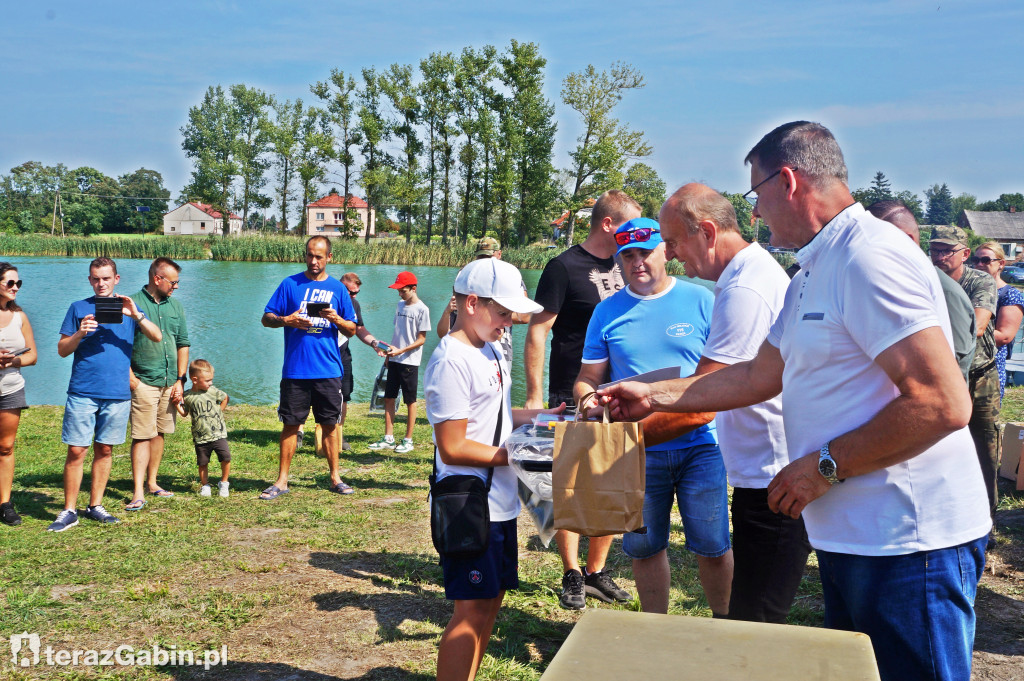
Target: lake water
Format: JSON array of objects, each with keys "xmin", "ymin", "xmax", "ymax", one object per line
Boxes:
[{"xmin": 5, "ymin": 256, "xmax": 713, "ymax": 407}]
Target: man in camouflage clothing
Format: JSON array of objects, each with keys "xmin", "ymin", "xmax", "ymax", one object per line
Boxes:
[{"xmin": 930, "ymin": 225, "xmax": 1001, "ymax": 520}]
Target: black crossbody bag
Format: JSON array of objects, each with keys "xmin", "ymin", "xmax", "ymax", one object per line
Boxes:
[{"xmin": 429, "ymin": 346, "xmax": 504, "ymax": 559}]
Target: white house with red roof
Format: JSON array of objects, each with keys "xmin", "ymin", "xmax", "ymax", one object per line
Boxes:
[
  {"xmin": 306, "ymin": 189, "xmax": 376, "ymax": 238},
  {"xmin": 163, "ymin": 202, "xmax": 243, "ymax": 235}
]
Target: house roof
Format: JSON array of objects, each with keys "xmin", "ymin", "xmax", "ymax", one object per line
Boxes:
[
  {"xmin": 550, "ymin": 199, "xmax": 596, "ymax": 227},
  {"xmin": 308, "ymin": 193, "xmax": 369, "ymax": 209},
  {"xmin": 960, "ymin": 210, "xmax": 1024, "ymax": 240},
  {"xmin": 165, "ymin": 202, "xmax": 241, "ymax": 220}
]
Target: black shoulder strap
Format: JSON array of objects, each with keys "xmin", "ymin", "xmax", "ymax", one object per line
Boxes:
[{"xmin": 431, "ymin": 343, "xmax": 504, "ymax": 491}]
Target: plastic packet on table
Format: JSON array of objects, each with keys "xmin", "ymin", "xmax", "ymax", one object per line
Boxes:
[{"xmin": 506, "ymin": 423, "xmax": 556, "ymax": 547}]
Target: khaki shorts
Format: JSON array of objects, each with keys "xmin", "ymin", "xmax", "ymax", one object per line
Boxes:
[{"xmin": 130, "ymin": 382, "xmax": 177, "ymax": 440}]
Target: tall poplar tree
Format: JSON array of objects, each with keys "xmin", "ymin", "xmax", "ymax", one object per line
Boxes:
[
  {"xmin": 181, "ymin": 85, "xmax": 239, "ymax": 235},
  {"xmin": 356, "ymin": 67, "xmax": 391, "ymax": 243},
  {"xmin": 381, "ymin": 63, "xmax": 423, "ymax": 243},
  {"xmin": 311, "ymin": 69, "xmax": 361, "ymax": 235},
  {"xmin": 561, "ymin": 62, "xmax": 651, "ymax": 245},
  {"xmin": 230, "ymin": 84, "xmax": 273, "ymax": 231},
  {"xmin": 266, "ymin": 98, "xmax": 303, "ymax": 231}
]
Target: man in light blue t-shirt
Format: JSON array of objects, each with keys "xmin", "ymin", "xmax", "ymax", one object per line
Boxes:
[
  {"xmin": 260, "ymin": 236, "xmax": 358, "ymax": 499},
  {"xmin": 575, "ymin": 218, "xmax": 734, "ymax": 616},
  {"xmin": 48, "ymin": 257, "xmax": 163, "ymax": 532}
]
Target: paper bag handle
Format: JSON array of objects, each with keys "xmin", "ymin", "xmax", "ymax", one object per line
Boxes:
[{"xmin": 578, "ymin": 391, "xmax": 611, "ymax": 423}]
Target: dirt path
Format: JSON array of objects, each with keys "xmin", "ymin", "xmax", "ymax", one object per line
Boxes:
[{"xmin": 162, "ymin": 508, "xmax": 1024, "ymax": 681}]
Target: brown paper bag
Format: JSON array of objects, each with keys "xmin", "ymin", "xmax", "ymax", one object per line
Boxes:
[{"xmin": 552, "ymin": 399, "xmax": 645, "ymax": 536}]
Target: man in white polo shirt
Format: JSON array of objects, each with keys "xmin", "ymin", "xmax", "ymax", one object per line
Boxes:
[
  {"xmin": 598, "ymin": 121, "xmax": 990, "ymax": 681},
  {"xmin": 659, "ymin": 182, "xmax": 810, "ymax": 623}
]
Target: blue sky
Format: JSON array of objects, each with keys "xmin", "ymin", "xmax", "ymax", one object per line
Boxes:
[{"xmin": 1, "ymin": 0, "xmax": 1021, "ymax": 206}]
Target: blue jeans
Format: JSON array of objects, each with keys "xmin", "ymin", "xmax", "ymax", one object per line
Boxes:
[
  {"xmin": 622, "ymin": 443, "xmax": 730, "ymax": 559},
  {"xmin": 61, "ymin": 395, "xmax": 131, "ymax": 447},
  {"xmin": 817, "ymin": 535, "xmax": 987, "ymax": 681}
]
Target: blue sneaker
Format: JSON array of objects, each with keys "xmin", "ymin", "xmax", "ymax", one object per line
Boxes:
[
  {"xmin": 81, "ymin": 505, "xmax": 120, "ymax": 524},
  {"xmin": 46, "ymin": 509, "xmax": 79, "ymax": 532}
]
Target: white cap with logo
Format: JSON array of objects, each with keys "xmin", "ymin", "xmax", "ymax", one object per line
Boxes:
[{"xmin": 453, "ymin": 258, "xmax": 544, "ymax": 315}]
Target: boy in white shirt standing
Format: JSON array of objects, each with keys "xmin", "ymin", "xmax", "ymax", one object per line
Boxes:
[
  {"xmin": 370, "ymin": 271, "xmax": 431, "ymax": 454},
  {"xmin": 425, "ymin": 258, "xmax": 558, "ymax": 680}
]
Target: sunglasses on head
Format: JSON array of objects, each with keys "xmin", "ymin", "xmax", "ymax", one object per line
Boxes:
[
  {"xmin": 614, "ymin": 227, "xmax": 660, "ymax": 247},
  {"xmin": 2, "ymin": 279, "xmax": 22, "ymax": 289}
]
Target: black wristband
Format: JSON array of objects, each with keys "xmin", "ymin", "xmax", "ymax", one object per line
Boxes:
[{"xmin": 178, "ymin": 374, "xmax": 188, "ymax": 384}]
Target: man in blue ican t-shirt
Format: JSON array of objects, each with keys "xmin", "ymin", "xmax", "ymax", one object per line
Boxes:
[
  {"xmin": 260, "ymin": 236, "xmax": 358, "ymax": 499},
  {"xmin": 574, "ymin": 218, "xmax": 734, "ymax": 616},
  {"xmin": 47, "ymin": 257, "xmax": 163, "ymax": 532}
]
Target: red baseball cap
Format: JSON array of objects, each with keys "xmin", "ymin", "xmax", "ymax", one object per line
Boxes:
[{"xmin": 388, "ymin": 271, "xmax": 417, "ymax": 289}]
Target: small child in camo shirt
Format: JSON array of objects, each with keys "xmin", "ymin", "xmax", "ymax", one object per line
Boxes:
[{"xmin": 175, "ymin": 359, "xmax": 231, "ymax": 497}]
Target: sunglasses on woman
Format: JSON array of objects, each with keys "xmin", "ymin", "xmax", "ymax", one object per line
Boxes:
[
  {"xmin": 2, "ymin": 279, "xmax": 22, "ymax": 289},
  {"xmin": 614, "ymin": 227, "xmax": 660, "ymax": 247},
  {"xmin": 969, "ymin": 256, "xmax": 1001, "ymax": 266}
]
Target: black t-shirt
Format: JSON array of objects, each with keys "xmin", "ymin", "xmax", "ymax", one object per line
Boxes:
[
  {"xmin": 533, "ymin": 244, "xmax": 624, "ymax": 396},
  {"xmin": 339, "ymin": 296, "xmax": 363, "ymax": 361}
]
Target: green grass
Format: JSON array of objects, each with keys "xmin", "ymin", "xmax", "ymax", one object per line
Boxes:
[{"xmin": 0, "ymin": 402, "xmax": 830, "ymax": 679}]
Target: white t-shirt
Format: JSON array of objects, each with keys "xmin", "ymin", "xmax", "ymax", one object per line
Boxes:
[
  {"xmin": 702, "ymin": 242, "xmax": 789, "ymax": 488},
  {"xmin": 766, "ymin": 203, "xmax": 991, "ymax": 556},
  {"xmin": 390, "ymin": 299, "xmax": 431, "ymax": 366},
  {"xmin": 425, "ymin": 335, "xmax": 519, "ymax": 521}
]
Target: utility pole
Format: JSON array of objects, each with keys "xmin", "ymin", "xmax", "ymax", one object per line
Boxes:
[{"xmin": 51, "ymin": 189, "xmax": 66, "ymax": 237}]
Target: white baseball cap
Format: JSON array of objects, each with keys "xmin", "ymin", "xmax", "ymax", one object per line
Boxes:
[{"xmin": 453, "ymin": 258, "xmax": 544, "ymax": 315}]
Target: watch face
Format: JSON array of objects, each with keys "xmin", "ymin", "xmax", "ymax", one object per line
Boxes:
[{"xmin": 819, "ymin": 457, "xmax": 837, "ymax": 478}]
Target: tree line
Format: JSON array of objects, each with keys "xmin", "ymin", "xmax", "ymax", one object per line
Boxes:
[
  {"xmin": 180, "ymin": 42, "xmax": 661, "ymax": 244},
  {"xmin": 0, "ymin": 163, "xmax": 170, "ymax": 235},
  {"xmin": 851, "ymin": 171, "xmax": 1024, "ymax": 226}
]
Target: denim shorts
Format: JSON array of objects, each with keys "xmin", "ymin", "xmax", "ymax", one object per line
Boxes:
[
  {"xmin": 61, "ymin": 394, "xmax": 131, "ymax": 447},
  {"xmin": 817, "ymin": 535, "xmax": 987, "ymax": 681},
  {"xmin": 622, "ymin": 443, "xmax": 730, "ymax": 559},
  {"xmin": 441, "ymin": 518, "xmax": 519, "ymax": 600}
]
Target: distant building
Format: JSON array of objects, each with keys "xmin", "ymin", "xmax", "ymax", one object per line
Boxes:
[
  {"xmin": 163, "ymin": 202, "xmax": 242, "ymax": 235},
  {"xmin": 306, "ymin": 189, "xmax": 376, "ymax": 238},
  {"xmin": 959, "ymin": 208, "xmax": 1024, "ymax": 258}
]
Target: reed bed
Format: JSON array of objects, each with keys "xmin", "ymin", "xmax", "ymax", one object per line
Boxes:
[
  {"xmin": 0, "ymin": 234, "xmax": 208, "ymax": 260},
  {"xmin": 0, "ymin": 233, "xmax": 708, "ymax": 273},
  {"xmin": 208, "ymin": 236, "xmax": 565, "ymax": 270}
]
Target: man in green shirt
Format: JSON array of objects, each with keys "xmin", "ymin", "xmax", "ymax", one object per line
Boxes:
[
  {"xmin": 930, "ymin": 225, "xmax": 1001, "ymax": 520},
  {"xmin": 125, "ymin": 257, "xmax": 190, "ymax": 511}
]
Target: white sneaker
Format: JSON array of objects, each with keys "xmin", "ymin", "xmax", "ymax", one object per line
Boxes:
[
  {"xmin": 368, "ymin": 436, "xmax": 396, "ymax": 450},
  {"xmin": 394, "ymin": 438, "xmax": 414, "ymax": 454},
  {"xmin": 199, "ymin": 484, "xmax": 212, "ymax": 497},
  {"xmin": 218, "ymin": 481, "xmax": 230, "ymax": 498}
]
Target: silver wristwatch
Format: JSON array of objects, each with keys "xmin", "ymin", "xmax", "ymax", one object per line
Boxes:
[{"xmin": 817, "ymin": 441, "xmax": 841, "ymax": 485}]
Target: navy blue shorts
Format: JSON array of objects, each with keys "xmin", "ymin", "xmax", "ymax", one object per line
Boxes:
[{"xmin": 441, "ymin": 518, "xmax": 519, "ymax": 600}]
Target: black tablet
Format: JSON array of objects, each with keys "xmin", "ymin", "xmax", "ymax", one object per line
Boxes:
[
  {"xmin": 306, "ymin": 302, "xmax": 329, "ymax": 317},
  {"xmin": 94, "ymin": 297, "xmax": 123, "ymax": 324}
]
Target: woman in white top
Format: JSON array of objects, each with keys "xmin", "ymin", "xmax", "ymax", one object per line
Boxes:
[{"xmin": 0, "ymin": 263, "xmax": 37, "ymax": 527}]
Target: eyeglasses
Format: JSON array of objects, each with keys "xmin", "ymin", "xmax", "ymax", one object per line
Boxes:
[
  {"xmin": 928, "ymin": 246, "xmax": 965, "ymax": 259},
  {"xmin": 157, "ymin": 273, "xmax": 180, "ymax": 287},
  {"xmin": 969, "ymin": 256, "xmax": 1002, "ymax": 266},
  {"xmin": 2, "ymin": 280, "xmax": 22, "ymax": 289},
  {"xmin": 614, "ymin": 227, "xmax": 660, "ymax": 247},
  {"xmin": 743, "ymin": 167, "xmax": 797, "ymax": 203}
]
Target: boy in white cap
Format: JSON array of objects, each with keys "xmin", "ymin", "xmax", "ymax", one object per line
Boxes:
[{"xmin": 425, "ymin": 258, "xmax": 562, "ymax": 680}]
